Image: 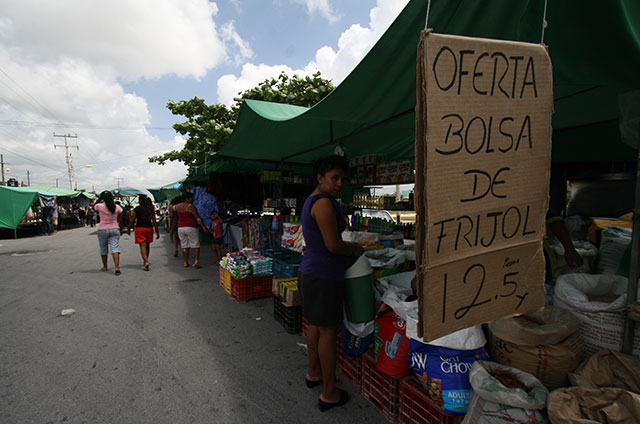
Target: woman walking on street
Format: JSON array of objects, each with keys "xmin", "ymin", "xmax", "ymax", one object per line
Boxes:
[
  {"xmin": 299, "ymin": 155, "xmax": 363, "ymax": 412},
  {"xmin": 176, "ymin": 192, "xmax": 205, "ymax": 268},
  {"xmin": 128, "ymin": 195, "xmax": 160, "ymax": 271},
  {"xmin": 94, "ymin": 191, "xmax": 123, "ymax": 275}
]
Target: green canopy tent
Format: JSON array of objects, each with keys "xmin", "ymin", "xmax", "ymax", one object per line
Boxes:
[
  {"xmin": 19, "ymin": 185, "xmax": 83, "ymax": 198},
  {"xmin": 217, "ymin": 0, "xmax": 639, "ymax": 164},
  {"xmin": 148, "ymin": 179, "xmax": 185, "ymax": 202},
  {"xmin": 214, "ymin": 0, "xmax": 640, "ymax": 352},
  {"xmin": 0, "ymin": 185, "xmax": 92, "ymax": 234},
  {"xmin": 0, "ymin": 186, "xmax": 39, "ymax": 230}
]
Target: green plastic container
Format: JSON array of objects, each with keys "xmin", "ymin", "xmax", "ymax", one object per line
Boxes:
[{"xmin": 344, "ymin": 255, "xmax": 375, "ymax": 323}]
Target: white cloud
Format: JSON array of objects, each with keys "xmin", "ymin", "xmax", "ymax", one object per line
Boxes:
[
  {"xmin": 217, "ymin": 63, "xmax": 313, "ymax": 107},
  {"xmin": 291, "ymin": 0, "xmax": 339, "ymax": 23},
  {"xmin": 0, "ymin": 0, "xmax": 260, "ymax": 191},
  {"xmin": 0, "ymin": 49, "xmax": 187, "ymax": 191},
  {"xmin": 221, "ymin": 21, "xmax": 254, "ymax": 65},
  {"xmin": 0, "ymin": 0, "xmax": 230, "ymax": 81},
  {"xmin": 217, "ymin": 0, "xmax": 408, "ymax": 105},
  {"xmin": 307, "ymin": 0, "xmax": 409, "ymax": 82}
]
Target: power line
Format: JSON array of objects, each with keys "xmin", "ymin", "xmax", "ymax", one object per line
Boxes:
[
  {"xmin": 0, "ymin": 119, "xmax": 173, "ymax": 131},
  {"xmin": 0, "ymin": 143, "xmax": 66, "ymax": 173},
  {"xmin": 0, "ymin": 65, "xmax": 62, "ymax": 123},
  {"xmin": 0, "ymin": 95, "xmax": 46, "ymax": 126}
]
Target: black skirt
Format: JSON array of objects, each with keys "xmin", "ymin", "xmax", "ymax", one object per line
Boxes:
[{"xmin": 298, "ymin": 271, "xmax": 344, "ymax": 327}]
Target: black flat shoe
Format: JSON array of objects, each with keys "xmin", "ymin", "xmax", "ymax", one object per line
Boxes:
[
  {"xmin": 318, "ymin": 389, "xmax": 349, "ymax": 412},
  {"xmin": 305, "ymin": 377, "xmax": 323, "ymax": 388}
]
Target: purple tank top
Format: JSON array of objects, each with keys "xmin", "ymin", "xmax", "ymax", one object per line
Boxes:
[{"xmin": 299, "ymin": 193, "xmax": 348, "ymax": 281}]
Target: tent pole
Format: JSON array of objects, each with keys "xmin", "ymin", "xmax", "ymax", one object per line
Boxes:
[
  {"xmin": 14, "ymin": 228, "xmax": 17, "ymax": 239},
  {"xmin": 621, "ymin": 121, "xmax": 640, "ymax": 354}
]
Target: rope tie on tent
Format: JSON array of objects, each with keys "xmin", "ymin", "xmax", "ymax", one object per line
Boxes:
[
  {"xmin": 424, "ymin": 0, "xmax": 432, "ymax": 29},
  {"xmin": 540, "ymin": 0, "xmax": 549, "ymax": 43}
]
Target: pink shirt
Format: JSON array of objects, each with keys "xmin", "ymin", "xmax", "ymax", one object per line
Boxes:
[
  {"xmin": 95, "ymin": 203, "xmax": 122, "ymax": 230},
  {"xmin": 211, "ymin": 220, "xmax": 223, "ymax": 238}
]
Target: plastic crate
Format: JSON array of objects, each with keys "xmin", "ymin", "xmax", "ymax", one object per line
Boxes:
[
  {"xmin": 230, "ymin": 274, "xmax": 273, "ymax": 303},
  {"xmin": 273, "ymin": 260, "xmax": 300, "ymax": 278},
  {"xmin": 336, "ymin": 336, "xmax": 363, "ymax": 390},
  {"xmin": 361, "ymin": 350, "xmax": 401, "ymax": 424},
  {"xmin": 272, "ymin": 296, "xmax": 302, "ymax": 334},
  {"xmin": 398, "ymin": 376, "xmax": 463, "ymax": 424},
  {"xmin": 219, "ymin": 267, "xmax": 232, "ymax": 294}
]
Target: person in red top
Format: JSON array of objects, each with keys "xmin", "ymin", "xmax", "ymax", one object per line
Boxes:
[
  {"xmin": 175, "ymin": 192, "xmax": 205, "ymax": 268},
  {"xmin": 127, "ymin": 195, "xmax": 160, "ymax": 271},
  {"xmin": 209, "ymin": 210, "xmax": 224, "ymax": 262}
]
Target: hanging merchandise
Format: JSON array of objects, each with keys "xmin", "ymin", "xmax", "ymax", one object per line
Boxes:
[
  {"xmin": 193, "ymin": 185, "xmax": 217, "ymax": 230},
  {"xmin": 242, "ymin": 218, "xmax": 262, "ymax": 249}
]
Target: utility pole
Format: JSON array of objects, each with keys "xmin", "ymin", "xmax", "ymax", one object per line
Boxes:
[
  {"xmin": 53, "ymin": 133, "xmax": 79, "ymax": 190},
  {"xmin": 26, "ymin": 170, "xmax": 30, "ymax": 186},
  {"xmin": 113, "ymin": 177, "xmax": 124, "ymax": 188},
  {"xmin": 56, "ymin": 178, "xmax": 59, "ymax": 188},
  {"xmin": 1, "ymin": 154, "xmax": 7, "ymax": 184}
]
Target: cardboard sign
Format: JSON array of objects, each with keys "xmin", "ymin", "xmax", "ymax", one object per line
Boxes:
[{"xmin": 415, "ymin": 31, "xmax": 553, "ymax": 341}]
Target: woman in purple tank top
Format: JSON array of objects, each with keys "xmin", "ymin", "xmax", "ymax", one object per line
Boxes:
[{"xmin": 299, "ymin": 155, "xmax": 363, "ymax": 412}]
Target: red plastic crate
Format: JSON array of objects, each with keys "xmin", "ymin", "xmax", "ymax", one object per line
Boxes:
[
  {"xmin": 230, "ymin": 274, "xmax": 273, "ymax": 303},
  {"xmin": 336, "ymin": 335, "xmax": 363, "ymax": 390},
  {"xmin": 398, "ymin": 376, "xmax": 463, "ymax": 424},
  {"xmin": 361, "ymin": 350, "xmax": 402, "ymax": 423}
]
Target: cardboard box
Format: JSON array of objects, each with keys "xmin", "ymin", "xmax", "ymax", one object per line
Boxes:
[{"xmin": 415, "ymin": 31, "xmax": 553, "ymax": 341}]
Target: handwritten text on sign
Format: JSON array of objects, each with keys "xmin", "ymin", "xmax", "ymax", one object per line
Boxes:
[{"xmin": 420, "ymin": 33, "xmax": 552, "ymax": 341}]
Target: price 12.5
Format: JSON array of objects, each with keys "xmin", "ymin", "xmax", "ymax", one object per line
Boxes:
[
  {"xmin": 441, "ymin": 263, "xmax": 529, "ymax": 324},
  {"xmin": 421, "ymin": 244, "xmax": 545, "ymax": 340}
]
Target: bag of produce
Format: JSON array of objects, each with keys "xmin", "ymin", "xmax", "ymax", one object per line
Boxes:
[{"xmin": 462, "ymin": 361, "xmax": 549, "ymax": 424}]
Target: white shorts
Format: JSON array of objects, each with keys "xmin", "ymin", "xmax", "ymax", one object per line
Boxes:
[{"xmin": 178, "ymin": 226, "xmax": 200, "ymax": 249}]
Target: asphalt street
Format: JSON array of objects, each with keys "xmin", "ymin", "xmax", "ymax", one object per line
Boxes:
[{"xmin": 0, "ymin": 227, "xmax": 388, "ymax": 424}]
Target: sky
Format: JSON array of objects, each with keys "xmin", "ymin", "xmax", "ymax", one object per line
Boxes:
[{"xmin": 0, "ymin": 0, "xmax": 411, "ymax": 193}]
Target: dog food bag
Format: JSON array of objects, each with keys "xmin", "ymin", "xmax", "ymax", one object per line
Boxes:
[{"xmin": 409, "ymin": 340, "xmax": 489, "ymax": 414}]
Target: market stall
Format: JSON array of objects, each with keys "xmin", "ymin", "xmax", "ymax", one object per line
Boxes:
[{"xmin": 190, "ymin": 0, "xmax": 640, "ymax": 421}]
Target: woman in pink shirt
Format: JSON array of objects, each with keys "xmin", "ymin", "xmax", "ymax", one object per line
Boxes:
[{"xmin": 94, "ymin": 191, "xmax": 123, "ymax": 275}]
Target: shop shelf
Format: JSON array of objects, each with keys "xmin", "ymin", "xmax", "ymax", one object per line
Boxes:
[
  {"xmin": 230, "ymin": 274, "xmax": 273, "ymax": 303},
  {"xmin": 336, "ymin": 336, "xmax": 363, "ymax": 390},
  {"xmin": 361, "ymin": 350, "xmax": 401, "ymax": 424},
  {"xmin": 398, "ymin": 376, "xmax": 463, "ymax": 424},
  {"xmin": 272, "ymin": 296, "xmax": 302, "ymax": 334},
  {"xmin": 219, "ymin": 266, "xmax": 231, "ymax": 294}
]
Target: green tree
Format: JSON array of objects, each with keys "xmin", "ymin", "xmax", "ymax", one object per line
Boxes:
[{"xmin": 149, "ymin": 72, "xmax": 334, "ymax": 167}]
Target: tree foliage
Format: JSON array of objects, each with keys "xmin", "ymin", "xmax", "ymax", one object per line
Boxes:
[{"xmin": 149, "ymin": 72, "xmax": 334, "ymax": 167}]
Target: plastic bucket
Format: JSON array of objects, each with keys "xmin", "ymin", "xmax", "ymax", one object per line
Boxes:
[{"xmin": 344, "ymin": 255, "xmax": 375, "ymax": 323}]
